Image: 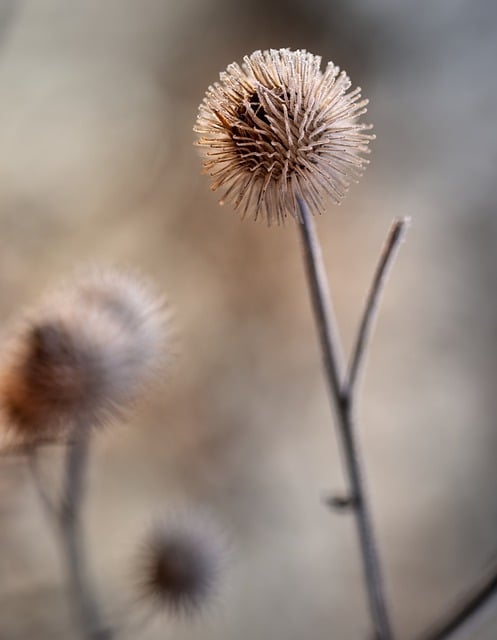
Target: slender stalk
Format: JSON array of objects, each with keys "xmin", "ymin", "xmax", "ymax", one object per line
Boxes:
[
  {"xmin": 60, "ymin": 429, "xmax": 111, "ymax": 640},
  {"xmin": 27, "ymin": 446, "xmax": 58, "ymax": 519},
  {"xmin": 414, "ymin": 563, "xmax": 497, "ymax": 640},
  {"xmin": 297, "ymin": 196, "xmax": 395, "ymax": 640},
  {"xmin": 345, "ymin": 218, "xmax": 410, "ymax": 398},
  {"xmin": 28, "ymin": 430, "xmax": 111, "ymax": 640}
]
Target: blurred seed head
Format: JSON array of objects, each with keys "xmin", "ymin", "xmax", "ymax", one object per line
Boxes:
[
  {"xmin": 0, "ymin": 268, "xmax": 168, "ymax": 442},
  {"xmin": 195, "ymin": 48, "xmax": 374, "ymax": 225},
  {"xmin": 135, "ymin": 512, "xmax": 225, "ymax": 616}
]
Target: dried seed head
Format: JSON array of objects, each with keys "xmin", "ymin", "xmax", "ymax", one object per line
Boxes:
[
  {"xmin": 0, "ymin": 268, "xmax": 168, "ymax": 442},
  {"xmin": 195, "ymin": 48, "xmax": 374, "ymax": 225},
  {"xmin": 136, "ymin": 513, "xmax": 225, "ymax": 616}
]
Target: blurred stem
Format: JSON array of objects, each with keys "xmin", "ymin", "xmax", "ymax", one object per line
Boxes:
[
  {"xmin": 61, "ymin": 428, "xmax": 111, "ymax": 640},
  {"xmin": 28, "ymin": 446, "xmax": 58, "ymax": 519},
  {"xmin": 28, "ymin": 429, "xmax": 111, "ymax": 640},
  {"xmin": 297, "ymin": 196, "xmax": 400, "ymax": 640},
  {"xmin": 414, "ymin": 563, "xmax": 497, "ymax": 640}
]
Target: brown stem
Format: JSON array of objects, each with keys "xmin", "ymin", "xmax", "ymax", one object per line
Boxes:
[
  {"xmin": 297, "ymin": 196, "xmax": 395, "ymax": 640},
  {"xmin": 414, "ymin": 563, "xmax": 497, "ymax": 640},
  {"xmin": 60, "ymin": 429, "xmax": 112, "ymax": 640},
  {"xmin": 27, "ymin": 447, "xmax": 58, "ymax": 519},
  {"xmin": 345, "ymin": 218, "xmax": 410, "ymax": 398},
  {"xmin": 28, "ymin": 430, "xmax": 112, "ymax": 640}
]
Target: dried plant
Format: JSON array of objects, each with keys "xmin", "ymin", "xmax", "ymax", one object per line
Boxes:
[
  {"xmin": 0, "ymin": 267, "xmax": 227, "ymax": 640},
  {"xmin": 0, "ymin": 268, "xmax": 166, "ymax": 444},
  {"xmin": 0, "ymin": 42, "xmax": 492, "ymax": 640},
  {"xmin": 135, "ymin": 512, "xmax": 225, "ymax": 615},
  {"xmin": 195, "ymin": 46, "xmax": 400, "ymax": 640},
  {"xmin": 195, "ymin": 48, "xmax": 373, "ymax": 224},
  {"xmin": 194, "ymin": 46, "xmax": 497, "ymax": 640}
]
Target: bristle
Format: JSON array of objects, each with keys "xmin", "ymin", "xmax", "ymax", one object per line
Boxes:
[
  {"xmin": 194, "ymin": 48, "xmax": 373, "ymax": 224},
  {"xmin": 0, "ymin": 268, "xmax": 169, "ymax": 442}
]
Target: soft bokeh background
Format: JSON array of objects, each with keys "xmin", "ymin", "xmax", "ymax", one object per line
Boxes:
[{"xmin": 0, "ymin": 1, "xmax": 497, "ymax": 638}]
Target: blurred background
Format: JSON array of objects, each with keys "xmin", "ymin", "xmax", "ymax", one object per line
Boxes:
[{"xmin": 0, "ymin": 0, "xmax": 497, "ymax": 638}]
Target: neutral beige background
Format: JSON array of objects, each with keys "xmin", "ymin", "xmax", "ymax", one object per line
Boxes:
[{"xmin": 1, "ymin": 1, "xmax": 497, "ymax": 638}]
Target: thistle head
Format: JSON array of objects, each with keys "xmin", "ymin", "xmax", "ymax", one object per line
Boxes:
[
  {"xmin": 135, "ymin": 512, "xmax": 225, "ymax": 616},
  {"xmin": 195, "ymin": 48, "xmax": 374, "ymax": 225},
  {"xmin": 0, "ymin": 268, "xmax": 168, "ymax": 442}
]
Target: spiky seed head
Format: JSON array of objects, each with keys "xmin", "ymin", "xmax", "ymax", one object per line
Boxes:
[
  {"xmin": 195, "ymin": 48, "xmax": 374, "ymax": 225},
  {"xmin": 136, "ymin": 513, "xmax": 225, "ymax": 616},
  {"xmin": 0, "ymin": 268, "xmax": 168, "ymax": 442}
]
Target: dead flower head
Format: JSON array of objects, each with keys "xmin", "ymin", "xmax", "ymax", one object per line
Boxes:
[
  {"xmin": 195, "ymin": 48, "xmax": 374, "ymax": 225},
  {"xmin": 135, "ymin": 512, "xmax": 225, "ymax": 616},
  {"xmin": 0, "ymin": 268, "xmax": 168, "ymax": 442}
]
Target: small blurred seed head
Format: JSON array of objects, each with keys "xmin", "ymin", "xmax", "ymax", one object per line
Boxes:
[
  {"xmin": 0, "ymin": 268, "xmax": 168, "ymax": 442},
  {"xmin": 195, "ymin": 48, "xmax": 374, "ymax": 225},
  {"xmin": 135, "ymin": 512, "xmax": 225, "ymax": 616}
]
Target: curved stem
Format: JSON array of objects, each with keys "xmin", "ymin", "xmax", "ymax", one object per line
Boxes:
[
  {"xmin": 346, "ymin": 218, "xmax": 410, "ymax": 398},
  {"xmin": 297, "ymin": 196, "xmax": 395, "ymax": 640}
]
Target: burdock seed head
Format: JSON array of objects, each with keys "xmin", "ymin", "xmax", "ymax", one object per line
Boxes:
[
  {"xmin": 135, "ymin": 512, "xmax": 225, "ymax": 616},
  {"xmin": 0, "ymin": 268, "xmax": 168, "ymax": 442},
  {"xmin": 195, "ymin": 48, "xmax": 374, "ymax": 225}
]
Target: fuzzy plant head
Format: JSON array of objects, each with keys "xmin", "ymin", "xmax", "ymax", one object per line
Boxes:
[
  {"xmin": 135, "ymin": 512, "xmax": 225, "ymax": 616},
  {"xmin": 195, "ymin": 48, "xmax": 374, "ymax": 225},
  {"xmin": 0, "ymin": 268, "xmax": 168, "ymax": 443}
]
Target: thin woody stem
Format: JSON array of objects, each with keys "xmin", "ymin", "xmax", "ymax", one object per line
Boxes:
[
  {"xmin": 414, "ymin": 562, "xmax": 497, "ymax": 640},
  {"xmin": 27, "ymin": 447, "xmax": 58, "ymax": 519},
  {"xmin": 345, "ymin": 218, "xmax": 410, "ymax": 398},
  {"xmin": 28, "ymin": 430, "xmax": 111, "ymax": 640},
  {"xmin": 297, "ymin": 196, "xmax": 395, "ymax": 640},
  {"xmin": 60, "ymin": 428, "xmax": 111, "ymax": 640}
]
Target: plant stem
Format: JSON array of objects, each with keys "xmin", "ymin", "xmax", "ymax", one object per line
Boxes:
[
  {"xmin": 27, "ymin": 446, "xmax": 58, "ymax": 519},
  {"xmin": 346, "ymin": 218, "xmax": 410, "ymax": 398},
  {"xmin": 28, "ymin": 430, "xmax": 111, "ymax": 640},
  {"xmin": 60, "ymin": 429, "xmax": 111, "ymax": 640},
  {"xmin": 414, "ymin": 562, "xmax": 497, "ymax": 640},
  {"xmin": 296, "ymin": 196, "xmax": 395, "ymax": 640}
]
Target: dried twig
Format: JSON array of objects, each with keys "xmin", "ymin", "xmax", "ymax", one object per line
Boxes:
[
  {"xmin": 414, "ymin": 562, "xmax": 497, "ymax": 640},
  {"xmin": 28, "ymin": 430, "xmax": 112, "ymax": 640},
  {"xmin": 60, "ymin": 429, "xmax": 112, "ymax": 640},
  {"xmin": 345, "ymin": 218, "xmax": 410, "ymax": 399},
  {"xmin": 27, "ymin": 447, "xmax": 58, "ymax": 520},
  {"xmin": 297, "ymin": 196, "xmax": 400, "ymax": 640}
]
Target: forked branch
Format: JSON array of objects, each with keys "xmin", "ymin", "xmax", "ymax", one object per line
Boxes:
[{"xmin": 297, "ymin": 196, "xmax": 406, "ymax": 640}]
